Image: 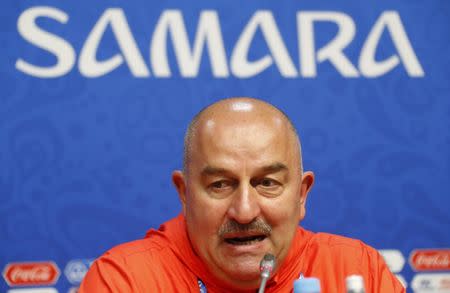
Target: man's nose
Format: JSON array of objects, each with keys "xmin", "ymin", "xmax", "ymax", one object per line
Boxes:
[{"xmin": 226, "ymin": 183, "xmax": 261, "ymax": 224}]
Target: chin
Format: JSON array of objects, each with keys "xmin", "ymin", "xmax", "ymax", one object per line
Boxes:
[{"xmin": 223, "ymin": 256, "xmax": 261, "ymax": 282}]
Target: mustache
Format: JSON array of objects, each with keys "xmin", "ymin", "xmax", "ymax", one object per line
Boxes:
[{"xmin": 218, "ymin": 218, "xmax": 272, "ymax": 237}]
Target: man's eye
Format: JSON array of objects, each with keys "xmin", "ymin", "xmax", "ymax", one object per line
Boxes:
[
  {"xmin": 255, "ymin": 178, "xmax": 283, "ymax": 197},
  {"xmin": 206, "ymin": 180, "xmax": 235, "ymax": 198},
  {"xmin": 210, "ymin": 180, "xmax": 231, "ymax": 190},
  {"xmin": 260, "ymin": 178, "xmax": 277, "ymax": 187}
]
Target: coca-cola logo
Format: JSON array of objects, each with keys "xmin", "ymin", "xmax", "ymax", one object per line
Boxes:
[
  {"xmin": 410, "ymin": 249, "xmax": 450, "ymax": 272},
  {"xmin": 2, "ymin": 262, "xmax": 60, "ymax": 286}
]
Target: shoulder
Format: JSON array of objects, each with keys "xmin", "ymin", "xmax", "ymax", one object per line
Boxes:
[
  {"xmin": 98, "ymin": 235, "xmax": 179, "ymax": 278},
  {"xmin": 80, "ymin": 216, "xmax": 198, "ymax": 292},
  {"xmin": 93, "ymin": 238, "xmax": 166, "ymax": 274},
  {"xmin": 105, "ymin": 237, "xmax": 167, "ymax": 262},
  {"xmin": 80, "ymin": 237, "xmax": 186, "ymax": 292},
  {"xmin": 298, "ymin": 231, "xmax": 405, "ymax": 292},
  {"xmin": 304, "ymin": 231, "xmax": 382, "ymax": 271},
  {"xmin": 309, "ymin": 232, "xmax": 378, "ymax": 254}
]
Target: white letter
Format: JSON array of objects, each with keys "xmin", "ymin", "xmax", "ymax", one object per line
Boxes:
[
  {"xmin": 16, "ymin": 6, "xmax": 75, "ymax": 78},
  {"xmin": 231, "ymin": 11, "xmax": 297, "ymax": 78},
  {"xmin": 298, "ymin": 11, "xmax": 359, "ymax": 77},
  {"xmin": 359, "ymin": 11, "xmax": 424, "ymax": 77},
  {"xmin": 79, "ymin": 8, "xmax": 149, "ymax": 77},
  {"xmin": 150, "ymin": 10, "xmax": 228, "ymax": 78}
]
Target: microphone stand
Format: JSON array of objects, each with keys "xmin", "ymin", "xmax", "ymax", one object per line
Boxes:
[
  {"xmin": 258, "ymin": 275, "xmax": 269, "ymax": 293},
  {"xmin": 258, "ymin": 254, "xmax": 276, "ymax": 293}
]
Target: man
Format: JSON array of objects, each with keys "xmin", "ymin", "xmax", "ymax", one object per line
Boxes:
[{"xmin": 79, "ymin": 97, "xmax": 404, "ymax": 292}]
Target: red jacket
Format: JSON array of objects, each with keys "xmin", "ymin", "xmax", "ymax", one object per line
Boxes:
[{"xmin": 79, "ymin": 214, "xmax": 405, "ymax": 292}]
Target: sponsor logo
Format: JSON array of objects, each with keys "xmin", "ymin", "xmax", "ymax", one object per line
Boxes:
[
  {"xmin": 16, "ymin": 7, "xmax": 424, "ymax": 79},
  {"xmin": 379, "ymin": 249, "xmax": 405, "ymax": 273},
  {"xmin": 2, "ymin": 262, "xmax": 60, "ymax": 287},
  {"xmin": 411, "ymin": 273, "xmax": 450, "ymax": 293},
  {"xmin": 64, "ymin": 259, "xmax": 93, "ymax": 285},
  {"xmin": 7, "ymin": 288, "xmax": 58, "ymax": 293},
  {"xmin": 410, "ymin": 249, "xmax": 450, "ymax": 271}
]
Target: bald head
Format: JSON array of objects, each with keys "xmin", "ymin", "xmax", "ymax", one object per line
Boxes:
[{"xmin": 183, "ymin": 97, "xmax": 302, "ymax": 173}]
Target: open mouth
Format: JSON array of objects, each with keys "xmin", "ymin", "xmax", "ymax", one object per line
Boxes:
[{"xmin": 224, "ymin": 235, "xmax": 267, "ymax": 245}]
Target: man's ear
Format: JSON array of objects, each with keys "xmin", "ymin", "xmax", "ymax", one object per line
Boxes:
[
  {"xmin": 172, "ymin": 170, "xmax": 187, "ymax": 214},
  {"xmin": 299, "ymin": 171, "xmax": 315, "ymax": 219}
]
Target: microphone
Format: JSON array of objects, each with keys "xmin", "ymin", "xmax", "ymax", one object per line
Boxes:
[{"xmin": 258, "ymin": 253, "xmax": 276, "ymax": 293}]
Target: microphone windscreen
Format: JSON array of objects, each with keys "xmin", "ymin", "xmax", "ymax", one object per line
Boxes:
[
  {"xmin": 262, "ymin": 254, "xmax": 275, "ymax": 263},
  {"xmin": 260, "ymin": 253, "xmax": 276, "ymax": 277}
]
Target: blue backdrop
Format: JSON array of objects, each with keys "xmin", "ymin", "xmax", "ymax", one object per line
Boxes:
[{"xmin": 1, "ymin": 1, "xmax": 449, "ymax": 292}]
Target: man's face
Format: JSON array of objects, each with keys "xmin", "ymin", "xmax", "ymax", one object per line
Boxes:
[{"xmin": 173, "ymin": 108, "xmax": 313, "ymax": 289}]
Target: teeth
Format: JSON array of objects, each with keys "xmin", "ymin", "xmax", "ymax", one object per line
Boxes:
[{"xmin": 225, "ymin": 235, "xmax": 266, "ymax": 245}]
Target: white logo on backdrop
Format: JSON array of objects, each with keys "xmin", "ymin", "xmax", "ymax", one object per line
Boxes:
[
  {"xmin": 411, "ymin": 273, "xmax": 450, "ymax": 293},
  {"xmin": 379, "ymin": 249, "xmax": 406, "ymax": 273},
  {"xmin": 16, "ymin": 7, "xmax": 424, "ymax": 78},
  {"xmin": 64, "ymin": 259, "xmax": 93, "ymax": 285}
]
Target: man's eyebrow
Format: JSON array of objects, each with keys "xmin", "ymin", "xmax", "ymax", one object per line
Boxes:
[
  {"xmin": 201, "ymin": 166, "xmax": 229, "ymax": 176},
  {"xmin": 261, "ymin": 162, "xmax": 288, "ymax": 173},
  {"xmin": 201, "ymin": 163, "xmax": 288, "ymax": 176}
]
